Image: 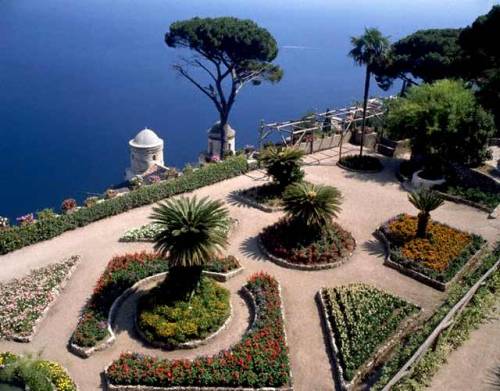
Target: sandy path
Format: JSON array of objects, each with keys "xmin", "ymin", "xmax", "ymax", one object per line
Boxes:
[{"xmin": 0, "ymin": 146, "xmax": 498, "ymax": 391}]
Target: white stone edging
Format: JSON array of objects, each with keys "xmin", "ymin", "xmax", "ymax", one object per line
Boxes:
[
  {"xmin": 258, "ymin": 236, "xmax": 352, "ymax": 271},
  {"xmin": 69, "ymin": 267, "xmax": 243, "ymax": 358},
  {"xmin": 5, "ymin": 255, "xmax": 81, "ymax": 343},
  {"xmin": 103, "ymin": 279, "xmax": 293, "ymax": 391}
]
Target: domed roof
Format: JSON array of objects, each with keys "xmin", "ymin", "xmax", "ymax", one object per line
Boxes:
[
  {"xmin": 208, "ymin": 122, "xmax": 235, "ymax": 139},
  {"xmin": 129, "ymin": 128, "xmax": 163, "ymax": 148}
]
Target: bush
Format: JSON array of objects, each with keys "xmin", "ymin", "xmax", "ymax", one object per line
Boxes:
[
  {"xmin": 36, "ymin": 208, "xmax": 57, "ymax": 221},
  {"xmin": 259, "ymin": 147, "xmax": 304, "ymax": 189},
  {"xmin": 61, "ymin": 199, "xmax": 77, "ymax": 213},
  {"xmin": 437, "ymin": 185, "xmax": 500, "ymax": 210},
  {"xmin": 0, "ymin": 156, "xmax": 248, "ymax": 255},
  {"xmin": 84, "ymin": 196, "xmax": 99, "ymax": 208},
  {"xmin": 105, "ymin": 189, "xmax": 118, "ymax": 199},
  {"xmin": 339, "ymin": 155, "xmax": 383, "ymax": 171},
  {"xmin": 106, "ymin": 272, "xmax": 291, "ymax": 388},
  {"xmin": 137, "ymin": 277, "xmax": 230, "ymax": 347},
  {"xmin": 204, "ymin": 255, "xmax": 240, "ymax": 273}
]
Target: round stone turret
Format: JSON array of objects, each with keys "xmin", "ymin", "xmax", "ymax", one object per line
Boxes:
[
  {"xmin": 207, "ymin": 122, "xmax": 236, "ymax": 157},
  {"xmin": 125, "ymin": 128, "xmax": 164, "ymax": 180}
]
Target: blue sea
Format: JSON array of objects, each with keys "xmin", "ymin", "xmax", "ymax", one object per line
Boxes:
[{"xmin": 0, "ymin": 0, "xmax": 497, "ymax": 220}]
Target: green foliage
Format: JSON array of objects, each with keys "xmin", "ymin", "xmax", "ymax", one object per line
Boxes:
[
  {"xmin": 322, "ymin": 284, "xmax": 418, "ymax": 381},
  {"xmin": 36, "ymin": 208, "xmax": 57, "ymax": 221},
  {"xmin": 373, "ymin": 29, "xmax": 463, "ymax": 87},
  {"xmin": 372, "ymin": 244, "xmax": 500, "ymax": 390},
  {"xmin": 137, "ymin": 277, "xmax": 230, "ymax": 346},
  {"xmin": 0, "ymin": 156, "xmax": 247, "ymax": 255},
  {"xmin": 349, "ymin": 27, "xmax": 390, "ymax": 69},
  {"xmin": 0, "ymin": 355, "xmax": 53, "ymax": 391},
  {"xmin": 339, "ymin": 155, "xmax": 383, "ymax": 171},
  {"xmin": 259, "ymin": 147, "xmax": 304, "ymax": 189},
  {"xmin": 151, "ymin": 196, "xmax": 229, "ymax": 268},
  {"xmin": 283, "ymin": 182, "xmax": 342, "ymax": 231},
  {"xmin": 440, "ymin": 185, "xmax": 500, "ymax": 210},
  {"xmin": 385, "ymin": 79, "xmax": 495, "ymax": 166},
  {"xmin": 408, "ymin": 189, "xmax": 444, "ymax": 237}
]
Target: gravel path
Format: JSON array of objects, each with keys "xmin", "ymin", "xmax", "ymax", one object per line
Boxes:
[{"xmin": 0, "ymin": 146, "xmax": 498, "ymax": 391}]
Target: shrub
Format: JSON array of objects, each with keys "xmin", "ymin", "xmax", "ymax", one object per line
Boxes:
[
  {"xmin": 106, "ymin": 272, "xmax": 291, "ymax": 388},
  {"xmin": 105, "ymin": 189, "xmax": 118, "ymax": 199},
  {"xmin": 339, "ymin": 155, "xmax": 383, "ymax": 171},
  {"xmin": 61, "ymin": 199, "xmax": 77, "ymax": 214},
  {"xmin": 0, "ymin": 156, "xmax": 248, "ymax": 255},
  {"xmin": 204, "ymin": 255, "xmax": 240, "ymax": 273},
  {"xmin": 128, "ymin": 176, "xmax": 143, "ymax": 190},
  {"xmin": 0, "ymin": 216, "xmax": 10, "ymax": 229},
  {"xmin": 36, "ymin": 208, "xmax": 57, "ymax": 221},
  {"xmin": 147, "ymin": 175, "xmax": 161, "ymax": 185},
  {"xmin": 16, "ymin": 213, "xmax": 34, "ymax": 227},
  {"xmin": 259, "ymin": 146, "xmax": 304, "ymax": 189}
]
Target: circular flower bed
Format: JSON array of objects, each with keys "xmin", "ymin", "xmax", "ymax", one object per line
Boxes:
[
  {"xmin": 260, "ymin": 218, "xmax": 355, "ymax": 267},
  {"xmin": 136, "ymin": 276, "xmax": 230, "ymax": 348},
  {"xmin": 338, "ymin": 155, "xmax": 383, "ymax": 172}
]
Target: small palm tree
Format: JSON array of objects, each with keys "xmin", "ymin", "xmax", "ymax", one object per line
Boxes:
[
  {"xmin": 259, "ymin": 146, "xmax": 305, "ymax": 190},
  {"xmin": 151, "ymin": 196, "xmax": 229, "ymax": 295},
  {"xmin": 349, "ymin": 27, "xmax": 390, "ymax": 156},
  {"xmin": 408, "ymin": 189, "xmax": 444, "ymax": 238},
  {"xmin": 283, "ymin": 182, "xmax": 342, "ymax": 234}
]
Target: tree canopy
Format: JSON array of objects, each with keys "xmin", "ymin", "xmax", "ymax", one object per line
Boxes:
[
  {"xmin": 385, "ymin": 79, "xmax": 495, "ymax": 166},
  {"xmin": 165, "ymin": 17, "xmax": 282, "ymax": 158}
]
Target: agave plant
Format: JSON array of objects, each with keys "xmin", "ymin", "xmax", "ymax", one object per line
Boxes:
[
  {"xmin": 408, "ymin": 189, "xmax": 444, "ymax": 238},
  {"xmin": 283, "ymin": 182, "xmax": 342, "ymax": 234},
  {"xmin": 259, "ymin": 146, "xmax": 305, "ymax": 189},
  {"xmin": 151, "ymin": 196, "xmax": 229, "ymax": 295}
]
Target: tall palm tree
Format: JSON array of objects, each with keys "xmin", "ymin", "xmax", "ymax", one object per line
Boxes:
[
  {"xmin": 408, "ymin": 189, "xmax": 444, "ymax": 238},
  {"xmin": 151, "ymin": 196, "xmax": 229, "ymax": 295},
  {"xmin": 349, "ymin": 27, "xmax": 390, "ymax": 156},
  {"xmin": 283, "ymin": 182, "xmax": 342, "ymax": 235}
]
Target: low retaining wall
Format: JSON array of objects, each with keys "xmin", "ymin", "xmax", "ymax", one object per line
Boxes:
[
  {"xmin": 316, "ymin": 289, "xmax": 420, "ymax": 391},
  {"xmin": 375, "ymin": 229, "xmax": 488, "ymax": 291},
  {"xmin": 8, "ymin": 255, "xmax": 81, "ymax": 343},
  {"xmin": 104, "ymin": 281, "xmax": 293, "ymax": 391},
  {"xmin": 258, "ymin": 236, "xmax": 352, "ymax": 271},
  {"xmin": 69, "ymin": 268, "xmax": 243, "ymax": 358}
]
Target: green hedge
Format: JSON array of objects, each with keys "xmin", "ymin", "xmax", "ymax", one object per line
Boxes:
[{"xmin": 0, "ymin": 157, "xmax": 248, "ymax": 255}]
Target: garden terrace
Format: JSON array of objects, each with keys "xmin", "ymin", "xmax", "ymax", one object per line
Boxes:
[
  {"xmin": 0, "ymin": 146, "xmax": 498, "ymax": 390},
  {"xmin": 378, "ymin": 214, "xmax": 486, "ymax": 290},
  {"xmin": 105, "ymin": 273, "xmax": 291, "ymax": 390},
  {"xmin": 318, "ymin": 284, "xmax": 419, "ymax": 389}
]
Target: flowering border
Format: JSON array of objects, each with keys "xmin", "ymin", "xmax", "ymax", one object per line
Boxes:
[
  {"xmin": 316, "ymin": 286, "xmax": 420, "ymax": 391},
  {"xmin": 104, "ymin": 273, "xmax": 293, "ymax": 391},
  {"xmin": 70, "ymin": 268, "xmax": 242, "ymax": 358},
  {"xmin": 375, "ymin": 218, "xmax": 488, "ymax": 291},
  {"xmin": 1, "ymin": 256, "xmax": 80, "ymax": 343},
  {"xmin": 258, "ymin": 236, "xmax": 352, "ymax": 271}
]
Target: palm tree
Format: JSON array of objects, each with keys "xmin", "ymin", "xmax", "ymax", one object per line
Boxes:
[
  {"xmin": 349, "ymin": 27, "xmax": 390, "ymax": 156},
  {"xmin": 151, "ymin": 196, "xmax": 229, "ymax": 295},
  {"xmin": 283, "ymin": 182, "xmax": 342, "ymax": 234},
  {"xmin": 259, "ymin": 146, "xmax": 305, "ymax": 190},
  {"xmin": 408, "ymin": 189, "xmax": 444, "ymax": 238}
]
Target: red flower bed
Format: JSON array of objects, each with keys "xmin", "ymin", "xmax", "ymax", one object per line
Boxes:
[
  {"xmin": 261, "ymin": 218, "xmax": 355, "ymax": 265},
  {"xmin": 106, "ymin": 272, "xmax": 291, "ymax": 388}
]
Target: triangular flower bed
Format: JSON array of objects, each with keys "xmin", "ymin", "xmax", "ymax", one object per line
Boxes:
[{"xmin": 318, "ymin": 283, "xmax": 419, "ymax": 390}]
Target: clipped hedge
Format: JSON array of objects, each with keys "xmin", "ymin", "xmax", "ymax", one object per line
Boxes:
[{"xmin": 0, "ymin": 156, "xmax": 248, "ymax": 255}]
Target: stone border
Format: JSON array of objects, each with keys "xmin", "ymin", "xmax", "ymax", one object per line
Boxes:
[
  {"xmin": 232, "ymin": 190, "xmax": 283, "ymax": 213},
  {"xmin": 5, "ymin": 255, "xmax": 81, "ymax": 343},
  {"xmin": 258, "ymin": 236, "xmax": 352, "ymax": 271},
  {"xmin": 336, "ymin": 160, "xmax": 383, "ymax": 174},
  {"xmin": 104, "ymin": 279, "xmax": 293, "ymax": 391},
  {"xmin": 69, "ymin": 268, "xmax": 243, "ymax": 358},
  {"xmin": 134, "ymin": 290, "xmax": 233, "ymax": 351},
  {"xmin": 375, "ymin": 226, "xmax": 488, "ymax": 292},
  {"xmin": 203, "ymin": 266, "xmax": 244, "ymax": 282},
  {"xmin": 316, "ymin": 288, "xmax": 420, "ymax": 391}
]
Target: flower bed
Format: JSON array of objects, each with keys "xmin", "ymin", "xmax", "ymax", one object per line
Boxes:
[
  {"xmin": 0, "ymin": 256, "xmax": 80, "ymax": 342},
  {"xmin": 337, "ymin": 155, "xmax": 383, "ymax": 173},
  {"xmin": 260, "ymin": 218, "xmax": 355, "ymax": 269},
  {"xmin": 435, "ymin": 184, "xmax": 500, "ymax": 211},
  {"xmin": 70, "ymin": 253, "xmax": 168, "ymax": 351},
  {"xmin": 0, "ymin": 352, "xmax": 77, "ymax": 391},
  {"xmin": 70, "ymin": 253, "xmax": 242, "ymax": 356},
  {"xmin": 137, "ymin": 277, "xmax": 230, "ymax": 348},
  {"xmin": 0, "ymin": 156, "xmax": 248, "ymax": 255},
  {"xmin": 105, "ymin": 272, "xmax": 292, "ymax": 390},
  {"xmin": 318, "ymin": 284, "xmax": 419, "ymax": 389},
  {"xmin": 235, "ymin": 183, "xmax": 284, "ymax": 212},
  {"xmin": 378, "ymin": 214, "xmax": 485, "ymax": 288}
]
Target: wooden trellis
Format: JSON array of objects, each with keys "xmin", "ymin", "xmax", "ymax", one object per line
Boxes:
[{"xmin": 258, "ymin": 97, "xmax": 390, "ymax": 158}]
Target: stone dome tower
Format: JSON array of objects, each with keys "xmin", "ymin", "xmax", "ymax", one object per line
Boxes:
[
  {"xmin": 207, "ymin": 122, "xmax": 236, "ymax": 157},
  {"xmin": 125, "ymin": 128, "xmax": 164, "ymax": 180}
]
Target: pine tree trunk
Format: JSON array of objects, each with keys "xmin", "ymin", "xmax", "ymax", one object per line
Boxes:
[
  {"xmin": 360, "ymin": 67, "xmax": 371, "ymax": 157},
  {"xmin": 417, "ymin": 212, "xmax": 429, "ymax": 238},
  {"xmin": 219, "ymin": 112, "xmax": 229, "ymax": 160}
]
